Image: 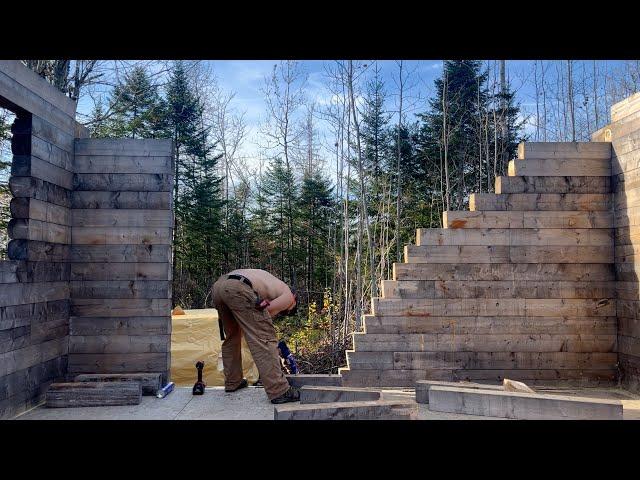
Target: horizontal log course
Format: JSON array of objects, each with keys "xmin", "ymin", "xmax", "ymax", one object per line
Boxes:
[
  {"xmin": 8, "ymin": 218, "xmax": 71, "ymax": 244},
  {"xmin": 45, "ymin": 382, "xmax": 142, "ymax": 408},
  {"xmin": 69, "ymin": 316, "xmax": 171, "ymax": 336},
  {"xmin": 274, "ymin": 400, "xmax": 417, "ymax": 420},
  {"xmin": 0, "ymin": 300, "xmax": 68, "ymax": 332},
  {"xmin": 70, "ymin": 262, "xmax": 171, "ymax": 281},
  {"xmin": 7, "ymin": 240, "xmax": 70, "ymax": 262},
  {"xmin": 417, "ymin": 228, "xmax": 613, "ymax": 247},
  {"xmin": 508, "ymin": 158, "xmax": 611, "ymax": 177},
  {"xmin": 470, "ymin": 193, "xmax": 611, "ymax": 211},
  {"xmin": 31, "ymin": 135, "xmax": 73, "ymax": 171},
  {"xmin": 362, "ymin": 315, "xmax": 617, "ymax": 335},
  {"xmin": 73, "ymin": 173, "xmax": 173, "ymax": 192},
  {"xmin": 72, "ymin": 209, "xmax": 172, "ymax": 228},
  {"xmin": 71, "ymin": 245, "xmax": 172, "ymax": 263},
  {"xmin": 495, "ymin": 175, "xmax": 611, "ymax": 194},
  {"xmin": 74, "ymin": 155, "xmax": 173, "ymax": 174},
  {"xmin": 347, "ymin": 351, "xmax": 618, "ymax": 371},
  {"xmin": 9, "ymin": 176, "xmax": 72, "ymax": 208},
  {"xmin": 0, "ymin": 337, "xmax": 68, "ymax": 377},
  {"xmin": 299, "ymin": 386, "xmax": 381, "ymax": 404},
  {"xmin": 381, "ymin": 280, "xmax": 615, "ymax": 300},
  {"xmin": 29, "ymin": 114, "xmax": 74, "ymax": 154},
  {"xmin": 404, "ymin": 245, "xmax": 613, "ymax": 264},
  {"xmin": 0, "ymin": 282, "xmax": 69, "ymax": 308},
  {"xmin": 427, "ymin": 386, "xmax": 622, "ymax": 420},
  {"xmin": 67, "ymin": 352, "xmax": 170, "ymax": 376},
  {"xmin": 69, "ymin": 334, "xmax": 170, "ymax": 354},
  {"xmin": 393, "ymin": 262, "xmax": 615, "ymax": 282},
  {"xmin": 10, "ymin": 197, "xmax": 71, "ymax": 225},
  {"xmin": 72, "ymin": 191, "xmax": 171, "ymax": 209},
  {"xmin": 74, "ymin": 138, "xmax": 173, "ymax": 156},
  {"xmin": 340, "ymin": 368, "xmax": 617, "ymax": 388},
  {"xmin": 0, "ymin": 261, "xmax": 70, "ymax": 284},
  {"xmin": 70, "ymin": 280, "xmax": 171, "ymax": 299},
  {"xmin": 70, "ymin": 298, "xmax": 171, "ymax": 317},
  {"xmin": 443, "ymin": 210, "xmax": 612, "ymax": 229},
  {"xmin": 11, "ymin": 155, "xmax": 73, "ymax": 190},
  {"xmin": 71, "ymin": 227, "xmax": 172, "ymax": 245},
  {"xmin": 611, "ymin": 92, "xmax": 640, "ymax": 123},
  {"xmin": 518, "ymin": 142, "xmax": 611, "ymax": 160},
  {"xmin": 74, "ymin": 373, "xmax": 162, "ymax": 395},
  {"xmin": 371, "ymin": 297, "xmax": 615, "ymax": 318}
]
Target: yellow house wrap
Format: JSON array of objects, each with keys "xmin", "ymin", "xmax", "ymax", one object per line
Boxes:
[{"xmin": 170, "ymin": 308, "xmax": 259, "ymax": 386}]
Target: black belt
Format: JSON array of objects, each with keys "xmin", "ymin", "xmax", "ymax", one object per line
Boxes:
[{"xmin": 227, "ymin": 274, "xmax": 253, "ymax": 289}]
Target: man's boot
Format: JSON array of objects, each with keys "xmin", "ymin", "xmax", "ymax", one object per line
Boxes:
[{"xmin": 270, "ymin": 386, "xmax": 300, "ymax": 404}]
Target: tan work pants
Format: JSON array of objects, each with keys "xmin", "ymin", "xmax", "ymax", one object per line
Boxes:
[{"xmin": 212, "ymin": 276, "xmax": 290, "ymax": 400}]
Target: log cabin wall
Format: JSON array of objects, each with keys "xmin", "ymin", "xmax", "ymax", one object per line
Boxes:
[
  {"xmin": 0, "ymin": 61, "xmax": 78, "ymax": 419},
  {"xmin": 594, "ymin": 92, "xmax": 640, "ymax": 393}
]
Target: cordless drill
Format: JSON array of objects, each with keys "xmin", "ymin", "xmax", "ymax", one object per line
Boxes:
[
  {"xmin": 277, "ymin": 340, "xmax": 298, "ymax": 374},
  {"xmin": 192, "ymin": 361, "xmax": 206, "ymax": 395}
]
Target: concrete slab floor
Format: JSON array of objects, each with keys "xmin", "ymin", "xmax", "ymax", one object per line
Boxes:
[{"xmin": 12, "ymin": 386, "xmax": 640, "ymax": 420}]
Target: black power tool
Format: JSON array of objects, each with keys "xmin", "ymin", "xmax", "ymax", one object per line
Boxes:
[{"xmin": 192, "ymin": 361, "xmax": 206, "ymax": 395}]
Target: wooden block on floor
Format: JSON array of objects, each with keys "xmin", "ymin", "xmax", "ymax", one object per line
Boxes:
[
  {"xmin": 508, "ymin": 159, "xmax": 611, "ymax": 177},
  {"xmin": 45, "ymin": 382, "xmax": 142, "ymax": 408},
  {"xmin": 274, "ymin": 399, "xmax": 416, "ymax": 420},
  {"xmin": 73, "ymin": 373, "xmax": 162, "ymax": 395},
  {"xmin": 286, "ymin": 374, "xmax": 343, "ymax": 388},
  {"xmin": 427, "ymin": 386, "xmax": 623, "ymax": 419},
  {"xmin": 415, "ymin": 380, "xmax": 502, "ymax": 403},
  {"xmin": 299, "ymin": 386, "xmax": 381, "ymax": 404}
]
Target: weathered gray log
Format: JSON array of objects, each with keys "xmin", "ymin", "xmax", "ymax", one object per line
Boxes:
[
  {"xmin": 71, "ymin": 245, "xmax": 171, "ymax": 263},
  {"xmin": 7, "ymin": 239, "xmax": 70, "ymax": 262},
  {"xmin": 495, "ymin": 175, "xmax": 611, "ymax": 194},
  {"xmin": 299, "ymin": 386, "xmax": 381, "ymax": 404},
  {"xmin": 72, "ymin": 191, "xmax": 171, "ymax": 209},
  {"xmin": 9, "ymin": 176, "xmax": 72, "ymax": 207},
  {"xmin": 274, "ymin": 400, "xmax": 417, "ymax": 420},
  {"xmin": 69, "ymin": 316, "xmax": 170, "ymax": 336},
  {"xmin": 10, "ymin": 197, "xmax": 71, "ymax": 225},
  {"xmin": 73, "ymin": 173, "xmax": 173, "ymax": 192},
  {"xmin": 0, "ymin": 261, "xmax": 70, "ymax": 284},
  {"xmin": 11, "ymin": 155, "xmax": 73, "ymax": 190},
  {"xmin": 286, "ymin": 374, "xmax": 343, "ymax": 388},
  {"xmin": 415, "ymin": 380, "xmax": 503, "ymax": 403},
  {"xmin": 70, "ymin": 281, "xmax": 170, "ymax": 299},
  {"xmin": 74, "ymin": 138, "xmax": 173, "ymax": 156},
  {"xmin": 74, "ymin": 155, "xmax": 173, "ymax": 174},
  {"xmin": 67, "ymin": 352, "xmax": 170, "ymax": 377},
  {"xmin": 45, "ymin": 382, "xmax": 142, "ymax": 407},
  {"xmin": 70, "ymin": 262, "xmax": 171, "ymax": 281},
  {"xmin": 74, "ymin": 373, "xmax": 162, "ymax": 395},
  {"xmin": 427, "ymin": 386, "xmax": 623, "ymax": 420}
]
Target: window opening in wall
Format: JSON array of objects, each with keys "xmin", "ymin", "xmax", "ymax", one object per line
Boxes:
[{"xmin": 0, "ymin": 107, "xmax": 15, "ymax": 260}]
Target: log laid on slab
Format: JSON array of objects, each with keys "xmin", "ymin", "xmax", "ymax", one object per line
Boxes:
[
  {"xmin": 45, "ymin": 382, "xmax": 142, "ymax": 407},
  {"xmin": 74, "ymin": 373, "xmax": 162, "ymax": 395}
]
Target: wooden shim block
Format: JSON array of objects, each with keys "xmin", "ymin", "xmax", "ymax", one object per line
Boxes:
[
  {"xmin": 393, "ymin": 262, "xmax": 614, "ymax": 282},
  {"xmin": 611, "ymin": 92, "xmax": 640, "ymax": 123},
  {"xmin": 72, "ymin": 227, "xmax": 172, "ymax": 245},
  {"xmin": 443, "ymin": 210, "xmax": 612, "ymax": 229},
  {"xmin": 74, "ymin": 138, "xmax": 173, "ymax": 156},
  {"xmin": 11, "ymin": 155, "xmax": 73, "ymax": 190},
  {"xmin": 363, "ymin": 315, "xmax": 617, "ymax": 335},
  {"xmin": 395, "ymin": 352, "xmax": 618, "ymax": 371},
  {"xmin": 74, "ymin": 155, "xmax": 173, "ymax": 174},
  {"xmin": 10, "ymin": 197, "xmax": 71, "ymax": 225},
  {"xmin": 470, "ymin": 193, "xmax": 611, "ymax": 211},
  {"xmin": 71, "ymin": 245, "xmax": 171, "ymax": 263},
  {"xmin": 274, "ymin": 399, "xmax": 416, "ymax": 420},
  {"xmin": 73, "ymin": 173, "xmax": 173, "ymax": 192},
  {"xmin": 495, "ymin": 175, "xmax": 611, "ymax": 194},
  {"xmin": 72, "ymin": 191, "xmax": 171, "ymax": 209},
  {"xmin": 509, "ymin": 246, "xmax": 613, "ymax": 264},
  {"xmin": 371, "ymin": 298, "xmax": 615, "ymax": 318},
  {"xmin": 69, "ymin": 334, "xmax": 170, "ymax": 354},
  {"xmin": 518, "ymin": 142, "xmax": 611, "ymax": 160},
  {"xmin": 286, "ymin": 374, "xmax": 343, "ymax": 388},
  {"xmin": 45, "ymin": 382, "xmax": 142, "ymax": 408},
  {"xmin": 404, "ymin": 245, "xmax": 510, "ymax": 263},
  {"xmin": 299, "ymin": 386, "xmax": 381, "ymax": 404},
  {"xmin": 353, "ymin": 332, "xmax": 616, "ymax": 353},
  {"xmin": 67, "ymin": 352, "xmax": 169, "ymax": 375},
  {"xmin": 72, "ymin": 209, "xmax": 172, "ymax": 228},
  {"xmin": 69, "ymin": 316, "xmax": 170, "ymax": 336},
  {"xmin": 8, "ymin": 219, "xmax": 71, "ymax": 244},
  {"xmin": 7, "ymin": 240, "xmax": 70, "ymax": 262},
  {"xmin": 0, "ymin": 61, "xmax": 76, "ymax": 118},
  {"xmin": 427, "ymin": 386, "xmax": 622, "ymax": 420},
  {"xmin": 0, "ymin": 282, "xmax": 69, "ymax": 308},
  {"xmin": 418, "ymin": 228, "xmax": 612, "ymax": 246},
  {"xmin": 9, "ymin": 176, "xmax": 71, "ymax": 208},
  {"xmin": 70, "ymin": 262, "xmax": 171, "ymax": 281},
  {"xmin": 71, "ymin": 281, "xmax": 170, "ymax": 299},
  {"xmin": 508, "ymin": 159, "xmax": 611, "ymax": 177},
  {"xmin": 70, "ymin": 298, "xmax": 171, "ymax": 317},
  {"xmin": 415, "ymin": 380, "xmax": 502, "ymax": 403},
  {"xmin": 74, "ymin": 373, "xmax": 162, "ymax": 395}
]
